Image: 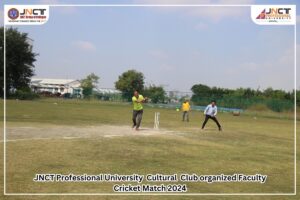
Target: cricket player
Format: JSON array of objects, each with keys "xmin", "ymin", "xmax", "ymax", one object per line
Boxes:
[
  {"xmin": 181, "ymin": 100, "xmax": 191, "ymax": 122},
  {"xmin": 132, "ymin": 90, "xmax": 147, "ymax": 131},
  {"xmin": 202, "ymin": 100, "xmax": 222, "ymax": 131}
]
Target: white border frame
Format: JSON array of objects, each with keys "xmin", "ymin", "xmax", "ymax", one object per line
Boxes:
[{"xmin": 3, "ymin": 4, "xmax": 297, "ymax": 196}]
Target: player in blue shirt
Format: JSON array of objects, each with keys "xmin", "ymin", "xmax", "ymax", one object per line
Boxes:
[{"xmin": 202, "ymin": 100, "xmax": 222, "ymax": 131}]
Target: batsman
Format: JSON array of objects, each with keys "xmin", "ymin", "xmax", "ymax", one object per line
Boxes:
[{"xmin": 132, "ymin": 90, "xmax": 147, "ymax": 131}]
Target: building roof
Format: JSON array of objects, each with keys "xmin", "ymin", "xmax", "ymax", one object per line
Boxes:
[
  {"xmin": 94, "ymin": 88, "xmax": 121, "ymax": 94},
  {"xmin": 31, "ymin": 78, "xmax": 80, "ymax": 85}
]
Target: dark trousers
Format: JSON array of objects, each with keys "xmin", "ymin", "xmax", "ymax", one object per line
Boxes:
[
  {"xmin": 182, "ymin": 111, "xmax": 189, "ymax": 122},
  {"xmin": 202, "ymin": 114, "xmax": 221, "ymax": 129},
  {"xmin": 132, "ymin": 110, "xmax": 143, "ymax": 128}
]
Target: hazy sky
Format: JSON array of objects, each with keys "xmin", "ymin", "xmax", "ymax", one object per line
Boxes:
[{"xmin": 1, "ymin": 0, "xmax": 299, "ymax": 92}]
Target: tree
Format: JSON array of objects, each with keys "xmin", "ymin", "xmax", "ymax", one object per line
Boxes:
[
  {"xmin": 0, "ymin": 27, "xmax": 37, "ymax": 97},
  {"xmin": 80, "ymin": 73, "xmax": 99, "ymax": 98},
  {"xmin": 115, "ymin": 70, "xmax": 144, "ymax": 101},
  {"xmin": 243, "ymin": 88, "xmax": 256, "ymax": 98},
  {"xmin": 272, "ymin": 90, "xmax": 286, "ymax": 99},
  {"xmin": 144, "ymin": 85, "xmax": 166, "ymax": 103},
  {"xmin": 191, "ymin": 84, "xmax": 211, "ymax": 98},
  {"xmin": 296, "ymin": 90, "xmax": 300, "ymax": 106},
  {"xmin": 263, "ymin": 87, "xmax": 274, "ymax": 98},
  {"xmin": 191, "ymin": 84, "xmax": 211, "ymax": 104},
  {"xmin": 233, "ymin": 88, "xmax": 246, "ymax": 97}
]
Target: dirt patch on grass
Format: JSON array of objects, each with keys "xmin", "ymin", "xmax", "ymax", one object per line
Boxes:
[{"xmin": 5, "ymin": 125, "xmax": 177, "ymax": 141}]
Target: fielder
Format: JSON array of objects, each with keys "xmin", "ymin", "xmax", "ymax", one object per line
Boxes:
[
  {"xmin": 202, "ymin": 100, "xmax": 222, "ymax": 131},
  {"xmin": 132, "ymin": 90, "xmax": 147, "ymax": 131},
  {"xmin": 181, "ymin": 100, "xmax": 191, "ymax": 122}
]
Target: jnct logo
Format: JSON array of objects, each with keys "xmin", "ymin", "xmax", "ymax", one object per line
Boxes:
[
  {"xmin": 19, "ymin": 8, "xmax": 47, "ymax": 19},
  {"xmin": 5, "ymin": 5, "xmax": 49, "ymax": 25},
  {"xmin": 7, "ymin": 8, "xmax": 19, "ymax": 20},
  {"xmin": 251, "ymin": 5, "xmax": 295, "ymax": 25},
  {"xmin": 20, "ymin": 8, "xmax": 47, "ymax": 16},
  {"xmin": 256, "ymin": 8, "xmax": 291, "ymax": 20}
]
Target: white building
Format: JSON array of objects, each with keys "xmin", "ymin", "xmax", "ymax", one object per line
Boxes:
[
  {"xmin": 31, "ymin": 78, "xmax": 83, "ymax": 97},
  {"xmin": 94, "ymin": 88, "xmax": 121, "ymax": 94}
]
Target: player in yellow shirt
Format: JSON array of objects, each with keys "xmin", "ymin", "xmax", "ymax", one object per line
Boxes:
[
  {"xmin": 181, "ymin": 100, "xmax": 191, "ymax": 122},
  {"xmin": 132, "ymin": 90, "xmax": 147, "ymax": 131}
]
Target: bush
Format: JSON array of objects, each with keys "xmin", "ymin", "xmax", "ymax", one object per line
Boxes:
[
  {"xmin": 11, "ymin": 88, "xmax": 39, "ymax": 100},
  {"xmin": 191, "ymin": 96, "xmax": 294, "ymax": 112},
  {"xmin": 39, "ymin": 91, "xmax": 62, "ymax": 98},
  {"xmin": 63, "ymin": 93, "xmax": 72, "ymax": 99},
  {"xmin": 266, "ymin": 99, "xmax": 293, "ymax": 112}
]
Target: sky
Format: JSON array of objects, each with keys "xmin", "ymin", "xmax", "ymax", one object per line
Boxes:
[{"xmin": 1, "ymin": 0, "xmax": 299, "ymax": 92}]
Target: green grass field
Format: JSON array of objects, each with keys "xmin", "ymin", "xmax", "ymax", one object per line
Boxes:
[{"xmin": 0, "ymin": 99, "xmax": 299, "ymax": 200}]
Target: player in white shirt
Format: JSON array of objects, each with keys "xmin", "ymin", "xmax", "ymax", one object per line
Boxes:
[{"xmin": 202, "ymin": 100, "xmax": 222, "ymax": 131}]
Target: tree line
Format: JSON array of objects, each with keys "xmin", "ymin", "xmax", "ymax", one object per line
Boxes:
[
  {"xmin": 1, "ymin": 27, "xmax": 299, "ymax": 112},
  {"xmin": 191, "ymin": 84, "xmax": 297, "ymax": 112},
  {"xmin": 80, "ymin": 70, "xmax": 167, "ymax": 104},
  {"xmin": 114, "ymin": 69, "xmax": 166, "ymax": 103}
]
